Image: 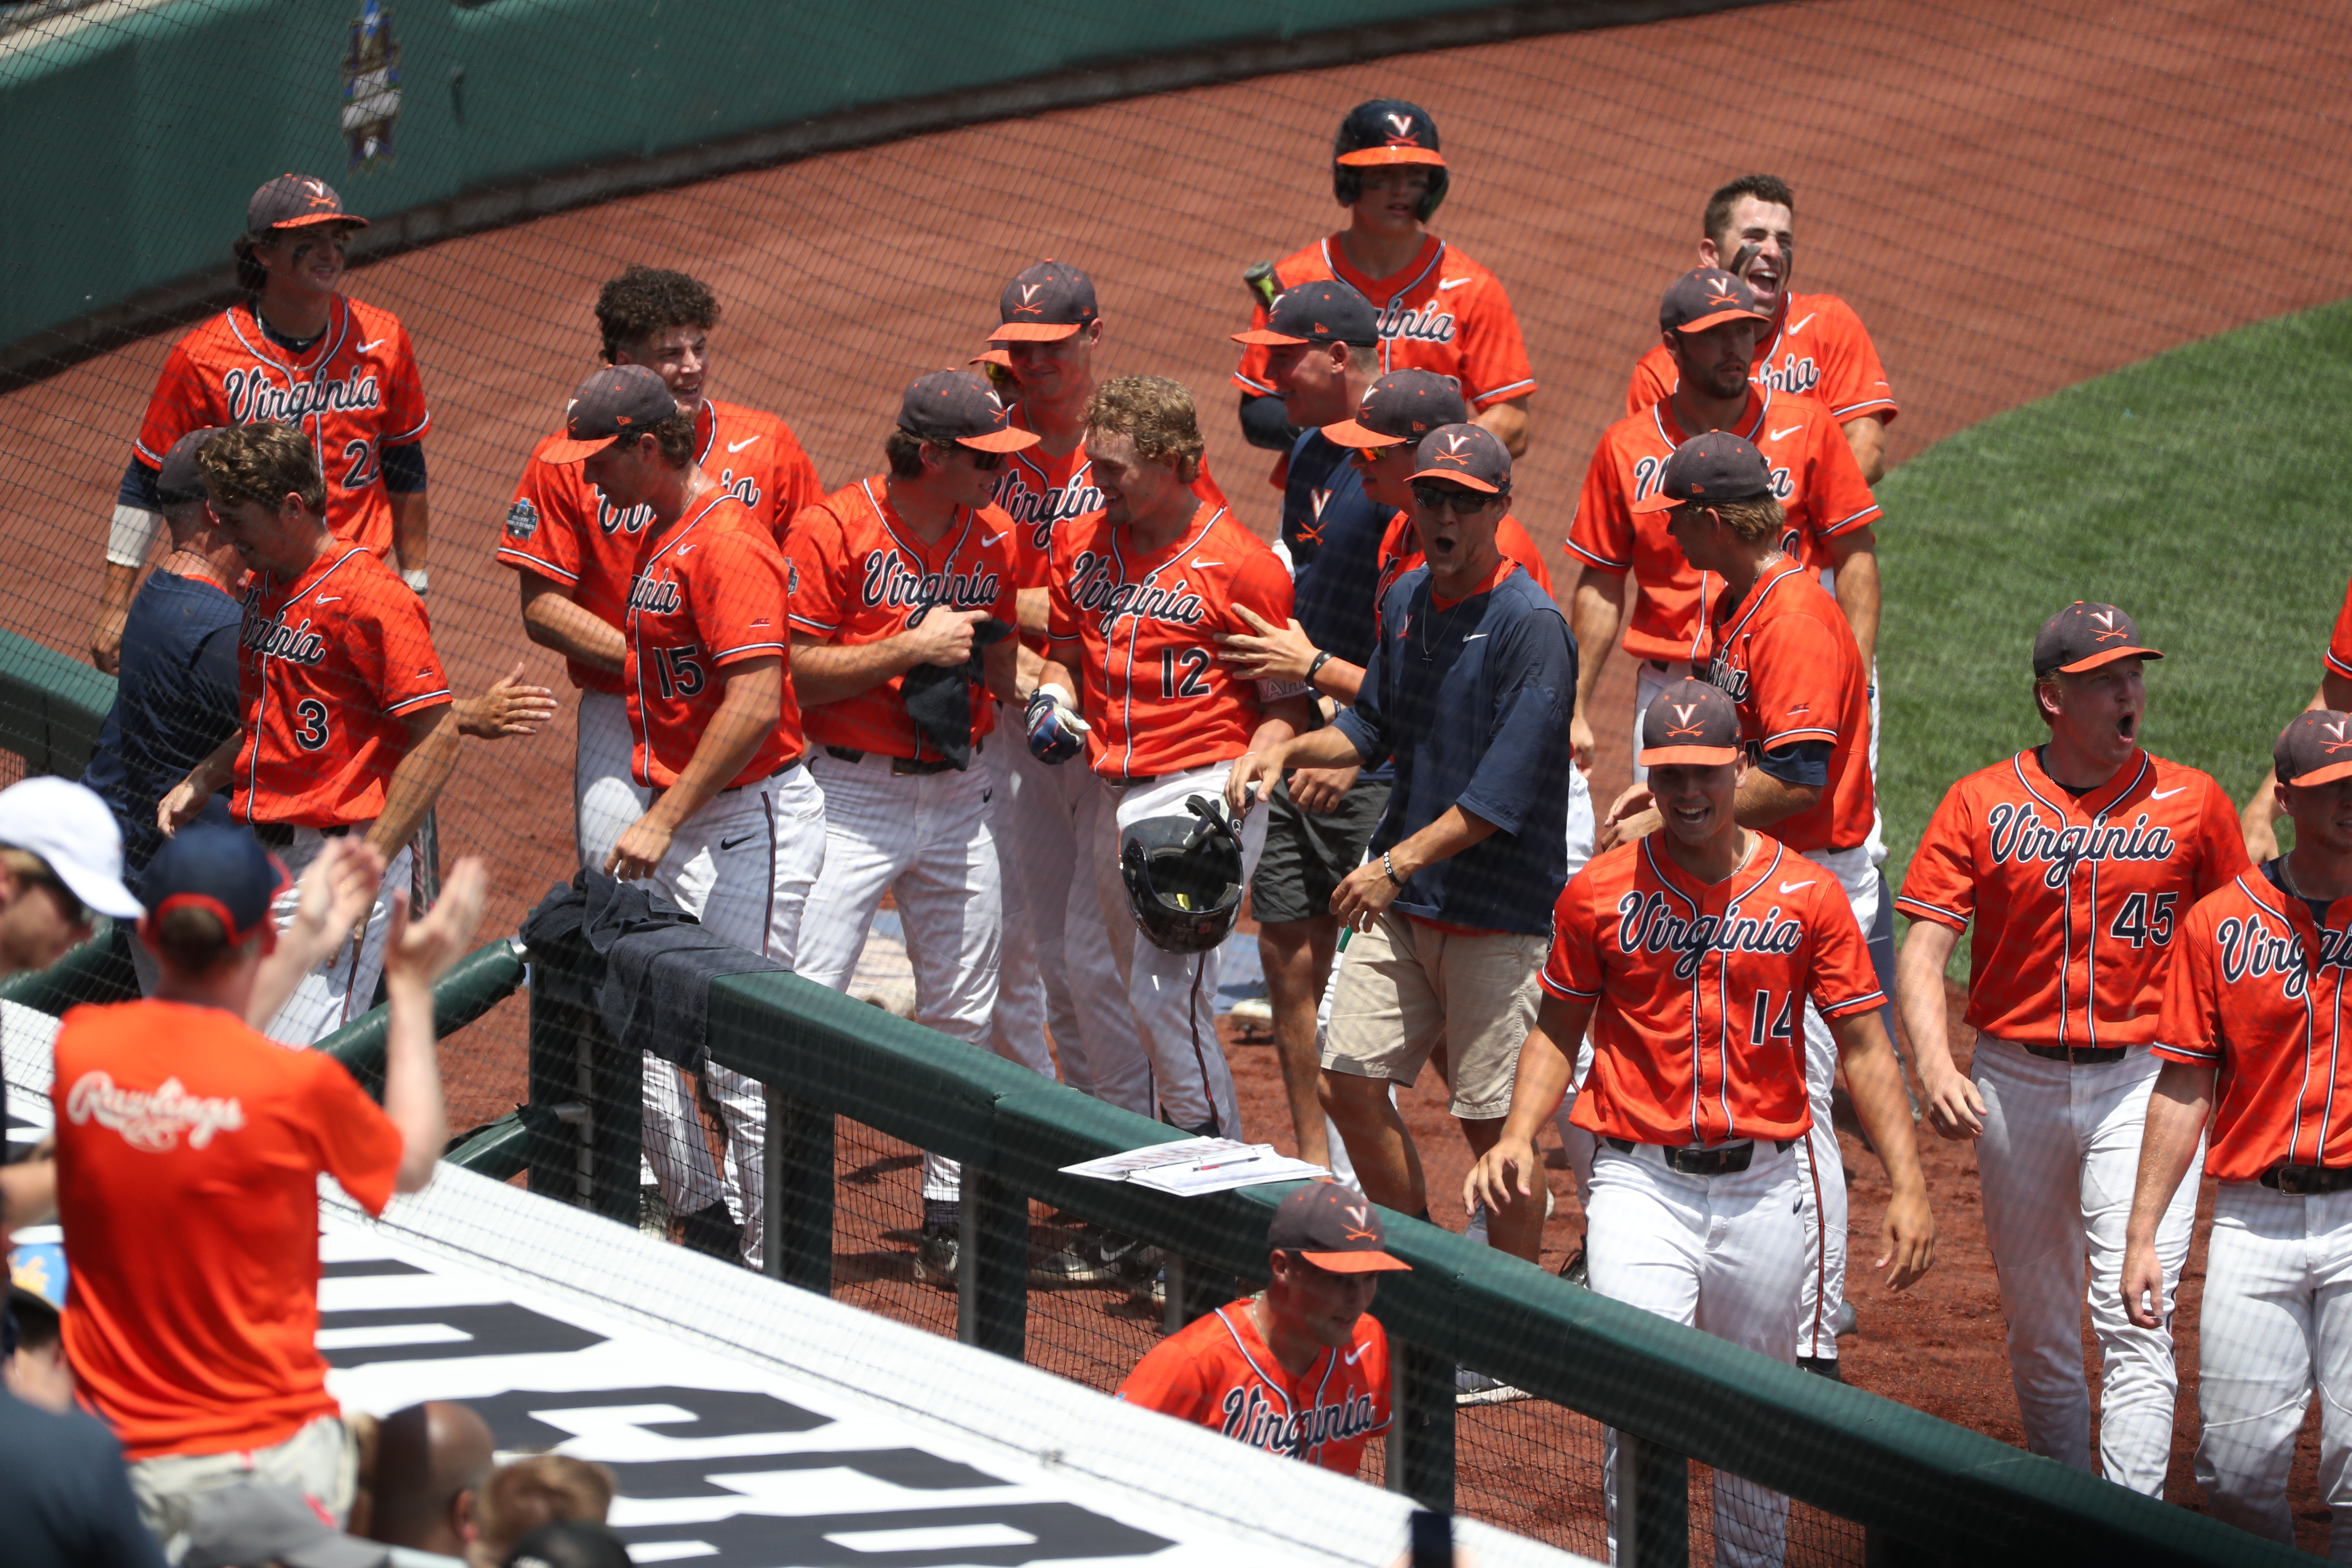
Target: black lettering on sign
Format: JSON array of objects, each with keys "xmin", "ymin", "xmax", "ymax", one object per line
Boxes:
[
  {"xmin": 603, "ymin": 1448, "xmax": 1004, "ymax": 1501},
  {"xmin": 613, "ymin": 1501, "xmax": 1174, "ymax": 1567},
  {"xmin": 315, "ymin": 1302, "xmax": 606, "ymax": 1367},
  {"xmin": 463, "ymin": 1385, "xmax": 831, "ymax": 1448},
  {"xmin": 320, "ymin": 1257, "xmax": 428, "ymax": 1278}
]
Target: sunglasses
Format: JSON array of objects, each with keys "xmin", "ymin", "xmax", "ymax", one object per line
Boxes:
[
  {"xmin": 1412, "ymin": 483, "xmax": 1501, "ymax": 514},
  {"xmin": 962, "ymin": 447, "xmax": 1007, "ymax": 473}
]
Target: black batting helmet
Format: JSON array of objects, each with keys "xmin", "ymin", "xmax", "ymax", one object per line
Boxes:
[
  {"xmin": 1332, "ymin": 98, "xmax": 1449, "ymax": 222},
  {"xmin": 1119, "ymin": 795, "xmax": 1246, "ymax": 955}
]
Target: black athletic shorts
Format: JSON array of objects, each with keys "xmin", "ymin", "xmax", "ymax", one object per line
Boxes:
[{"xmin": 1249, "ymin": 774, "xmax": 1393, "ymax": 924}]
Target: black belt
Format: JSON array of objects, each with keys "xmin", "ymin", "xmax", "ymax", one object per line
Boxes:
[
  {"xmin": 2262, "ymin": 1164, "xmax": 2352, "ymax": 1195},
  {"xmin": 251, "ymin": 822, "xmax": 350, "ymax": 848},
  {"xmin": 2020, "ymin": 1043, "xmax": 2128, "ymax": 1066},
  {"xmin": 720, "ymin": 757, "xmax": 802, "ymax": 792},
  {"xmin": 823, "ymin": 743, "xmax": 972, "ymax": 777},
  {"xmin": 1605, "ymin": 1137, "xmax": 1795, "ymax": 1176}
]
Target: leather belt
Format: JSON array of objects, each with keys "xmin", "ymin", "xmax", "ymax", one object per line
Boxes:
[
  {"xmin": 2020, "ymin": 1043, "xmax": 2128, "ymax": 1066},
  {"xmin": 2261, "ymin": 1164, "xmax": 2352, "ymax": 1195},
  {"xmin": 1605, "ymin": 1137, "xmax": 1795, "ymax": 1176},
  {"xmin": 823, "ymin": 743, "xmax": 972, "ymax": 777},
  {"xmin": 251, "ymin": 822, "xmax": 350, "ymax": 848}
]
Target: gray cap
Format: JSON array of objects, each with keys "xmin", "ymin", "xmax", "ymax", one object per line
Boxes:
[
  {"xmin": 157, "ymin": 427, "xmax": 227, "ymax": 506},
  {"xmin": 182, "ymin": 1484, "xmax": 390, "ymax": 1568}
]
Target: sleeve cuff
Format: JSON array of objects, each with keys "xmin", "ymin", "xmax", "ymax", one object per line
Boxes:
[{"xmin": 1891, "ymin": 896, "xmax": 1968, "ymax": 931}]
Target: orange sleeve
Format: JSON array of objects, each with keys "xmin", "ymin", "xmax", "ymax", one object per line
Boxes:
[
  {"xmin": 2328, "ymin": 575, "xmax": 2352, "ymax": 681},
  {"xmin": 1190, "ymin": 456, "xmax": 1231, "ymax": 513},
  {"xmin": 306, "ymin": 1054, "xmax": 405, "ymax": 1217},
  {"xmin": 1803, "ymin": 408, "xmax": 1882, "ymax": 540},
  {"xmin": 1805, "ymin": 877, "xmax": 1887, "ymax": 1017},
  {"xmin": 1893, "ymin": 781, "xmax": 1979, "ymax": 931},
  {"xmin": 1047, "ymin": 539, "xmax": 1081, "ymax": 646},
  {"xmin": 695, "ymin": 532, "xmax": 792, "ymax": 666},
  {"xmin": 1228, "ymin": 543, "xmax": 1295, "ymax": 631},
  {"xmin": 1539, "ymin": 874, "xmax": 1602, "ymax": 1000},
  {"xmin": 364, "ymin": 579, "xmax": 453, "ymax": 717},
  {"xmin": 1818, "ymin": 299, "xmax": 1897, "ymax": 425},
  {"xmin": 2153, "ymin": 906, "xmax": 2226, "ymax": 1066},
  {"xmin": 381, "ymin": 321, "xmax": 431, "ymax": 445},
  {"xmin": 1497, "ymin": 518, "xmax": 1553, "ymax": 596},
  {"xmin": 2195, "ymin": 776, "xmax": 2256, "ymax": 894},
  {"xmin": 1456, "ymin": 274, "xmax": 1537, "ymax": 407},
  {"xmin": 1625, "ymin": 347, "xmax": 1675, "ymax": 416},
  {"xmin": 133, "ymin": 340, "xmax": 210, "ymax": 468},
  {"xmin": 782, "ymin": 504, "xmax": 848, "ymax": 637},
  {"xmin": 1745, "ymin": 615, "xmax": 1848, "ymax": 751},
  {"xmin": 493, "ymin": 454, "xmax": 582, "ymax": 585},
  {"xmin": 1115, "ymin": 1331, "xmax": 1217, "ymax": 1423},
  {"xmin": 771, "ymin": 429, "xmax": 826, "ymax": 545},
  {"xmin": 1564, "ymin": 435, "xmax": 1634, "ymax": 573}
]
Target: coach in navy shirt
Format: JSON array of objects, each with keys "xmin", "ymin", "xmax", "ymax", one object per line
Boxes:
[
  {"xmin": 1231, "ymin": 423, "xmax": 1574, "ymax": 1262},
  {"xmin": 81, "ymin": 428, "xmax": 241, "ymax": 895}
]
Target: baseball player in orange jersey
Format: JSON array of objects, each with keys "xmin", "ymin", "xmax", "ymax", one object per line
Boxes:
[
  {"xmin": 1569, "ymin": 269, "xmax": 1880, "ymax": 788},
  {"xmin": 2238, "ymin": 571, "xmax": 2352, "ymax": 862},
  {"xmin": 1470, "ymin": 680, "xmax": 1929, "ymax": 1568},
  {"xmin": 99, "ymin": 175, "xmax": 432, "ymax": 674},
  {"xmin": 1117, "ymin": 1182, "xmax": 1402, "ymax": 1476},
  {"xmin": 2124, "ymin": 711, "xmax": 2352, "ymax": 1550},
  {"xmin": 496, "ymin": 268, "xmax": 822, "ymax": 1252},
  {"xmin": 1030, "ymin": 377, "xmax": 1314, "ymax": 1137},
  {"xmin": 1624, "ymin": 175, "xmax": 1898, "ymax": 484},
  {"xmin": 1599, "ymin": 434, "xmax": 1877, "ymax": 1375},
  {"xmin": 786, "ymin": 372, "xmax": 1030, "ymax": 1284},
  {"xmin": 1895, "ymin": 603, "xmax": 2248, "ymax": 1494},
  {"xmin": 1233, "ymin": 99, "xmax": 1534, "ymax": 459},
  {"xmin": 978, "ymin": 260, "xmax": 1231, "ymax": 1115},
  {"xmin": 544, "ymin": 365, "xmax": 823, "ymax": 1274},
  {"xmin": 156, "ymin": 423, "xmax": 458, "ymax": 1047}
]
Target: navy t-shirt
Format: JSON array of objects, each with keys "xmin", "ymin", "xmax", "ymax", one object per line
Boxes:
[
  {"xmin": 81, "ymin": 569, "xmax": 242, "ymax": 876},
  {"xmin": 0, "ymin": 1389, "xmax": 167, "ymax": 1568},
  {"xmin": 1280, "ymin": 429, "xmax": 1389, "ymax": 669},
  {"xmin": 1337, "ymin": 562, "xmax": 1579, "ymax": 935}
]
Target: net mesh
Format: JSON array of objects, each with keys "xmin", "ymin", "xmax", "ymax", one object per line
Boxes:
[{"xmin": 3, "ymin": 0, "xmax": 2348, "ymax": 1557}]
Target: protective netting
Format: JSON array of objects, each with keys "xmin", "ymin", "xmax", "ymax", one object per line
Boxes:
[{"xmin": 4, "ymin": 0, "xmax": 2349, "ymax": 1559}]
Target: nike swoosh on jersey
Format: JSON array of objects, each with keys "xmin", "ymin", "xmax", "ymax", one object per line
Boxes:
[
  {"xmin": 2150, "ymin": 785, "xmax": 2187, "ymax": 800},
  {"xmin": 1785, "ymin": 313, "xmax": 1816, "ymax": 334},
  {"xmin": 1778, "ymin": 879, "xmax": 1816, "ymax": 894},
  {"xmin": 1189, "ymin": 559, "xmax": 1222, "ymax": 568},
  {"xmin": 1343, "ymin": 1345, "xmax": 1368, "ymax": 1366},
  {"xmin": 357, "ymin": 338, "xmax": 387, "ymax": 352},
  {"xmin": 1767, "ymin": 425, "xmax": 1803, "ymax": 443},
  {"xmin": 727, "ymin": 436, "xmax": 761, "ymax": 453},
  {"xmin": 719, "ymin": 832, "xmax": 756, "ymax": 851},
  {"xmin": 981, "ymin": 531, "xmax": 1008, "ymax": 547},
  {"xmin": 1463, "ymin": 633, "xmax": 1488, "ymax": 640},
  {"xmin": 1438, "ymin": 277, "xmax": 1471, "ymax": 290},
  {"xmin": 313, "ymin": 595, "xmax": 341, "ymax": 604}
]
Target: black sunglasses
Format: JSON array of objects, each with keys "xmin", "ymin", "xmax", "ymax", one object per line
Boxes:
[
  {"xmin": 1411, "ymin": 483, "xmax": 1502, "ymax": 514},
  {"xmin": 962, "ymin": 447, "xmax": 1007, "ymax": 473}
]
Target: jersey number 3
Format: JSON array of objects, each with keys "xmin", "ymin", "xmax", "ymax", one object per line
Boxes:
[
  {"xmin": 1159, "ymin": 647, "xmax": 1211, "ymax": 700},
  {"xmin": 293, "ymin": 698, "xmax": 331, "ymax": 752}
]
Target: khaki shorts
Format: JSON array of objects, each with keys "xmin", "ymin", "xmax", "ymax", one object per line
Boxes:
[
  {"xmin": 132, "ymin": 1413, "xmax": 357, "ymax": 1557},
  {"xmin": 1321, "ymin": 910, "xmax": 1544, "ymax": 1119}
]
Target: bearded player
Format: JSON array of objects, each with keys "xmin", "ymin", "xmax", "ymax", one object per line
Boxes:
[
  {"xmin": 98, "ymin": 175, "xmax": 432, "ymax": 673},
  {"xmin": 2125, "ymin": 711, "xmax": 2352, "ymax": 1551},
  {"xmin": 977, "ymin": 260, "xmax": 1229, "ymax": 1127},
  {"xmin": 1471, "ymin": 679, "xmax": 1929, "ymax": 1568},
  {"xmin": 1233, "ymin": 99, "xmax": 1534, "ymax": 458},
  {"xmin": 1029, "ymin": 376, "xmax": 1312, "ymax": 1140},
  {"xmin": 544, "ymin": 364, "xmax": 824, "ymax": 1273},
  {"xmin": 1896, "ymin": 603, "xmax": 2248, "ymax": 1495},
  {"xmin": 1626, "ymin": 175, "xmax": 1898, "ymax": 484}
]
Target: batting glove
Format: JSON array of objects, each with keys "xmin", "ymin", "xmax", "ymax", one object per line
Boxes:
[{"xmin": 1025, "ymin": 684, "xmax": 1090, "ymax": 765}]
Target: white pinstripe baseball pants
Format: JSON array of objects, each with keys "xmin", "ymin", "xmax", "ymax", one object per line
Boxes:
[{"xmin": 260, "ymin": 826, "xmax": 410, "ymax": 1048}]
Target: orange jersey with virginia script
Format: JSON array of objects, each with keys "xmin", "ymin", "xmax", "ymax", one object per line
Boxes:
[
  {"xmin": 494, "ymin": 399, "xmax": 824, "ymax": 695},
  {"xmin": 1232, "ymin": 235, "xmax": 1535, "ymax": 410},
  {"xmin": 624, "ymin": 493, "xmax": 800, "ymax": 790},
  {"xmin": 784, "ymin": 476, "xmax": 1017, "ymax": 760},
  {"xmin": 134, "ymin": 296, "xmax": 429, "ymax": 558},
  {"xmin": 2156, "ymin": 872, "xmax": 2352, "ymax": 1182},
  {"xmin": 1117, "ymin": 1300, "xmax": 1389, "ymax": 1476},
  {"xmin": 1896, "ymin": 748, "xmax": 2249, "ymax": 1051},
  {"xmin": 2328, "ymin": 573, "xmax": 2352, "ymax": 683},
  {"xmin": 990, "ymin": 403, "xmax": 1229, "ymax": 593},
  {"xmin": 233, "ymin": 545, "xmax": 451, "ymax": 828},
  {"xmin": 1047, "ymin": 504, "xmax": 1295, "ymax": 780},
  {"xmin": 1704, "ymin": 558, "xmax": 1873, "ymax": 854},
  {"xmin": 1626, "ymin": 291, "xmax": 1897, "ymax": 427},
  {"xmin": 1544, "ymin": 833, "xmax": 1883, "ymax": 1146},
  {"xmin": 1566, "ymin": 388, "xmax": 1880, "ymax": 665},
  {"xmin": 1373, "ymin": 509, "xmax": 1553, "ymax": 609},
  {"xmin": 54, "ymin": 998, "xmax": 403, "ymax": 1459}
]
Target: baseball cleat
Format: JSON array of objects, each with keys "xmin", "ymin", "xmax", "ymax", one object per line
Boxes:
[
  {"xmin": 1557, "ymin": 1247, "xmax": 1589, "ymax": 1289},
  {"xmin": 1454, "ymin": 1366, "xmax": 1531, "ymax": 1406},
  {"xmin": 913, "ymin": 1226, "xmax": 960, "ymax": 1289},
  {"xmin": 1833, "ymin": 1300, "xmax": 1857, "ymax": 1338},
  {"xmin": 1032, "ymin": 1227, "xmax": 1154, "ymax": 1286},
  {"xmin": 678, "ymin": 1200, "xmax": 742, "ymax": 1265}
]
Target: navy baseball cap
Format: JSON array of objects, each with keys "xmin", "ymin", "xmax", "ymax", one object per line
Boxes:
[
  {"xmin": 1323, "ymin": 369, "xmax": 1468, "ymax": 449},
  {"xmin": 1408, "ymin": 423, "xmax": 1511, "ymax": 493},
  {"xmin": 1334, "ymin": 99, "xmax": 1445, "ymax": 168},
  {"xmin": 1630, "ymin": 432, "xmax": 1775, "ymax": 514},
  {"xmin": 156, "ymin": 427, "xmax": 227, "ymax": 506},
  {"xmin": 990, "ymin": 260, "xmax": 1099, "ymax": 342},
  {"xmin": 1660, "ymin": 267, "xmax": 1770, "ymax": 335},
  {"xmin": 247, "ymin": 174, "xmax": 368, "ymax": 234},
  {"xmin": 898, "ymin": 370, "xmax": 1041, "ymax": 453},
  {"xmin": 2031, "ymin": 602, "xmax": 2163, "ymax": 678},
  {"xmin": 1268, "ymin": 1183, "xmax": 1410, "ymax": 1274},
  {"xmin": 2276, "ymin": 710, "xmax": 2352, "ymax": 789},
  {"xmin": 1639, "ymin": 678, "xmax": 1743, "ymax": 768},
  {"xmin": 539, "ymin": 365, "xmax": 680, "ymax": 465},
  {"xmin": 140, "ymin": 824, "xmax": 287, "ymax": 946},
  {"xmin": 1231, "ymin": 280, "xmax": 1379, "ymax": 349}
]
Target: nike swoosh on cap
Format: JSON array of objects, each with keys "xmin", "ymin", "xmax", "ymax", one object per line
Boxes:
[
  {"xmin": 1768, "ymin": 426, "xmax": 1803, "ymax": 442},
  {"xmin": 727, "ymin": 436, "xmax": 761, "ymax": 452},
  {"xmin": 1778, "ymin": 879, "xmax": 1816, "ymax": 894},
  {"xmin": 2151, "ymin": 785, "xmax": 2187, "ymax": 800}
]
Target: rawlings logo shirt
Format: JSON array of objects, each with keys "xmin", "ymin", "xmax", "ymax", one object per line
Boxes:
[{"xmin": 1117, "ymin": 1300, "xmax": 1390, "ymax": 1476}]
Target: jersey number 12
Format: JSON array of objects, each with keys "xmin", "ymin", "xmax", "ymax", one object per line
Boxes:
[{"xmin": 1160, "ymin": 646, "xmax": 1211, "ymax": 699}]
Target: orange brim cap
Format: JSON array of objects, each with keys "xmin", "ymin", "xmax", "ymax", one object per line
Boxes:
[
  {"xmin": 1231, "ymin": 327, "xmax": 1309, "ymax": 346},
  {"xmin": 1405, "ymin": 467, "xmax": 1500, "ymax": 493},
  {"xmin": 2295, "ymin": 760, "xmax": 2352, "ymax": 787},
  {"xmin": 957, "ymin": 426, "xmax": 1042, "ymax": 454},
  {"xmin": 1628, "ymin": 490, "xmax": 1683, "ymax": 514},
  {"xmin": 1322, "ymin": 418, "xmax": 1406, "ymax": 449},
  {"xmin": 1302, "ymin": 1249, "xmax": 1412, "ymax": 1273},
  {"xmin": 2055, "ymin": 646, "xmax": 2163, "ymax": 674},
  {"xmin": 270, "ymin": 212, "xmax": 368, "ymax": 230},
  {"xmin": 1674, "ymin": 306, "xmax": 1769, "ymax": 334},
  {"xmin": 538, "ymin": 433, "xmax": 621, "ymax": 464},
  {"xmin": 989, "ymin": 322, "xmax": 1081, "ymax": 343},
  {"xmin": 968, "ymin": 348, "xmax": 1016, "ymax": 368},
  {"xmin": 1335, "ymin": 147, "xmax": 1446, "ymax": 168},
  {"xmin": 1637, "ymin": 743, "xmax": 1740, "ymax": 768}
]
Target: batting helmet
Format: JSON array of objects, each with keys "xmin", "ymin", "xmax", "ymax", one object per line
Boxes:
[
  {"xmin": 1332, "ymin": 98, "xmax": 1449, "ymax": 222},
  {"xmin": 1119, "ymin": 794, "xmax": 1246, "ymax": 955}
]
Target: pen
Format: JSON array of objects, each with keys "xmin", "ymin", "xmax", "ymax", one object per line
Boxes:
[{"xmin": 1195, "ymin": 1154, "xmax": 1269, "ymax": 1172}]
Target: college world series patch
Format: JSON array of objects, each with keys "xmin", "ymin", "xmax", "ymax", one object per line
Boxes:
[{"xmin": 504, "ymin": 498, "xmax": 539, "ymax": 539}]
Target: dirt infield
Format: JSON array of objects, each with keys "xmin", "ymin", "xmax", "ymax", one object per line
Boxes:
[{"xmin": 1, "ymin": 0, "xmax": 2346, "ymax": 1547}]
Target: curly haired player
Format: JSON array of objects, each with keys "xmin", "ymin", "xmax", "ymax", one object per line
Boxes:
[{"xmin": 98, "ymin": 175, "xmax": 432, "ymax": 674}]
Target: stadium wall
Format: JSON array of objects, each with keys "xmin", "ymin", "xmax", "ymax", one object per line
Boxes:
[{"xmin": 0, "ymin": 0, "xmax": 1764, "ymax": 374}]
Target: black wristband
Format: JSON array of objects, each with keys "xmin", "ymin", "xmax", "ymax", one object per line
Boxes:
[{"xmin": 1307, "ymin": 649, "xmax": 1332, "ymax": 684}]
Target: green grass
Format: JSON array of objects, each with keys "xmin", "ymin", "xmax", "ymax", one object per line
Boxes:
[{"xmin": 1877, "ymin": 295, "xmax": 2352, "ymax": 902}]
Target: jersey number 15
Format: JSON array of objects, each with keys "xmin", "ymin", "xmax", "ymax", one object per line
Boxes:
[{"xmin": 650, "ymin": 643, "xmax": 706, "ymax": 699}]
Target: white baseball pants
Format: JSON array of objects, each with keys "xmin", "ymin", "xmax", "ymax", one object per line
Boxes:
[
  {"xmin": 1008, "ymin": 731, "xmax": 1136, "ymax": 1099},
  {"xmin": 2196, "ymin": 1180, "xmax": 2352, "ymax": 1559},
  {"xmin": 1626, "ymin": 661, "xmax": 1677, "ymax": 785},
  {"xmin": 260, "ymin": 826, "xmax": 410, "ymax": 1047},
  {"xmin": 1972, "ymin": 1037, "xmax": 2197, "ymax": 1495},
  {"xmin": 1589, "ymin": 1141, "xmax": 1803, "ymax": 1568},
  {"xmin": 796, "ymin": 750, "xmax": 1017, "ymax": 1204},
  {"xmin": 983, "ymin": 725, "xmax": 1055, "ymax": 1081},
  {"xmin": 1793, "ymin": 843, "xmax": 1874, "ymax": 1361},
  {"xmin": 574, "ymin": 688, "xmax": 732, "ymax": 1220},
  {"xmin": 1085, "ymin": 762, "xmax": 1268, "ymax": 1136},
  {"xmin": 650, "ymin": 765, "xmax": 827, "ymax": 1271}
]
